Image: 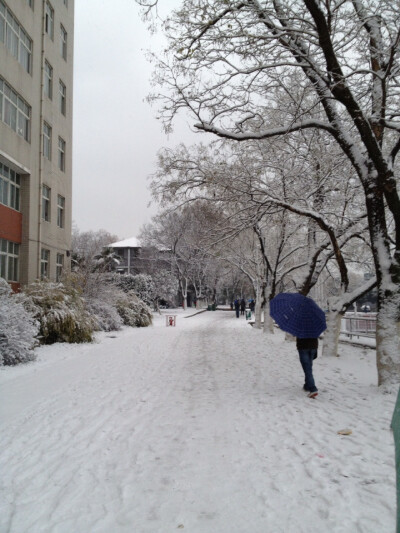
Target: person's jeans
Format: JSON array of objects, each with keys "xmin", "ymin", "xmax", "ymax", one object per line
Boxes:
[{"xmin": 298, "ymin": 349, "xmax": 318, "ymax": 392}]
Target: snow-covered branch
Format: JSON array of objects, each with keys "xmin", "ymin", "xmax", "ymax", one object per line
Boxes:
[{"xmin": 194, "ymin": 119, "xmax": 336, "ymax": 140}]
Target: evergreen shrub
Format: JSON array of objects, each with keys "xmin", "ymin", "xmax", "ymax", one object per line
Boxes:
[
  {"xmin": 86, "ymin": 298, "xmax": 123, "ymax": 332},
  {"xmin": 22, "ymin": 280, "xmax": 94, "ymax": 344},
  {"xmin": 0, "ymin": 278, "xmax": 39, "ymax": 365},
  {"xmin": 115, "ymin": 293, "xmax": 153, "ymax": 327}
]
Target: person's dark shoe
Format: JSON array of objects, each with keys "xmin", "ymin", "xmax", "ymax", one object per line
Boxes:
[{"xmin": 303, "ymin": 384, "xmax": 310, "ymax": 391}]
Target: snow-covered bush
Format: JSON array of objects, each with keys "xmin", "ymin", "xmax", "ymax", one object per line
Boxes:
[
  {"xmin": 148, "ymin": 269, "xmax": 179, "ymax": 310},
  {"xmin": 115, "ymin": 293, "xmax": 153, "ymax": 327},
  {"xmin": 112, "ymin": 271, "xmax": 178, "ymax": 310},
  {"xmin": 85, "ymin": 298, "xmax": 123, "ymax": 332},
  {"xmin": 64, "ymin": 271, "xmax": 124, "ymax": 332},
  {"xmin": 21, "ymin": 280, "xmax": 94, "ymax": 344},
  {"xmin": 0, "ymin": 278, "xmax": 39, "ymax": 365},
  {"xmin": 65, "ymin": 272, "xmax": 152, "ymax": 331},
  {"xmin": 112, "ymin": 273, "xmax": 154, "ymax": 305}
]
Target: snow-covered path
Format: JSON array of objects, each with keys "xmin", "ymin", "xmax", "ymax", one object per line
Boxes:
[{"xmin": 0, "ymin": 310, "xmax": 396, "ymax": 532}]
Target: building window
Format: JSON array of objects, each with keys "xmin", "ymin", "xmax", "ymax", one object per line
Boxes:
[
  {"xmin": 43, "ymin": 122, "xmax": 51, "ymax": 160},
  {"xmin": 58, "ymin": 137, "xmax": 65, "ymax": 172},
  {"xmin": 0, "ymin": 2, "xmax": 32, "ymax": 73},
  {"xmin": 44, "ymin": 60, "xmax": 53, "ymax": 99},
  {"xmin": 41, "ymin": 248, "xmax": 50, "ymax": 279},
  {"xmin": 56, "ymin": 253, "xmax": 64, "ymax": 281},
  {"xmin": 59, "ymin": 79, "xmax": 66, "ymax": 115},
  {"xmin": 63, "ymin": 0, "xmax": 68, "ymax": 6},
  {"xmin": 60, "ymin": 25, "xmax": 67, "ymax": 60},
  {"xmin": 0, "ymin": 162, "xmax": 20, "ymax": 210},
  {"xmin": 26, "ymin": 0, "xmax": 34, "ymax": 8},
  {"xmin": 19, "ymin": 28, "xmax": 31, "ymax": 72},
  {"xmin": 57, "ymin": 195, "xmax": 65, "ymax": 228},
  {"xmin": 42, "ymin": 185, "xmax": 50, "ymax": 221},
  {"xmin": 0, "ymin": 77, "xmax": 31, "ymax": 141},
  {"xmin": 45, "ymin": 1, "xmax": 53, "ymax": 39},
  {"xmin": 0, "ymin": 239, "xmax": 19, "ymax": 282}
]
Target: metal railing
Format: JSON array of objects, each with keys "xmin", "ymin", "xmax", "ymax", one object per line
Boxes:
[{"xmin": 341, "ymin": 313, "xmax": 377, "ymax": 339}]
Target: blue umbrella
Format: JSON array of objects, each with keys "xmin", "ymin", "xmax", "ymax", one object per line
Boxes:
[{"xmin": 269, "ymin": 293, "xmax": 326, "ymax": 338}]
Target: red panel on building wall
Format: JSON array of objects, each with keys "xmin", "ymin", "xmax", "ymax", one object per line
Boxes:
[{"xmin": 0, "ymin": 204, "xmax": 22, "ymax": 243}]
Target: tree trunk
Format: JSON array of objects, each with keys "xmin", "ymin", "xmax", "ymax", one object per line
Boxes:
[
  {"xmin": 366, "ymin": 188, "xmax": 400, "ymax": 385},
  {"xmin": 263, "ymin": 284, "xmax": 274, "ymax": 334},
  {"xmin": 321, "ymin": 310, "xmax": 342, "ymax": 358},
  {"xmin": 254, "ymin": 283, "xmax": 263, "ymax": 329},
  {"xmin": 180, "ymin": 277, "xmax": 188, "ymax": 310}
]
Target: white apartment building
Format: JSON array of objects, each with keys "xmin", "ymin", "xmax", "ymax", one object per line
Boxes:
[{"xmin": 0, "ymin": 0, "xmax": 74, "ymax": 290}]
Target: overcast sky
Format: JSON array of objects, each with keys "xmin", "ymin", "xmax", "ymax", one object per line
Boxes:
[{"xmin": 72, "ymin": 0, "xmax": 200, "ymax": 240}]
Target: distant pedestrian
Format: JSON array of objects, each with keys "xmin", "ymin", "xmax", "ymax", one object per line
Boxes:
[
  {"xmin": 234, "ymin": 299, "xmax": 240, "ymax": 318},
  {"xmin": 296, "ymin": 337, "xmax": 319, "ymax": 398},
  {"xmin": 240, "ymin": 298, "xmax": 246, "ymax": 316},
  {"xmin": 249, "ymin": 299, "xmax": 255, "ymax": 313}
]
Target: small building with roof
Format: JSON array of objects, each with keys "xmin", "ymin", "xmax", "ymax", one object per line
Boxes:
[{"xmin": 108, "ymin": 237, "xmax": 142, "ymax": 275}]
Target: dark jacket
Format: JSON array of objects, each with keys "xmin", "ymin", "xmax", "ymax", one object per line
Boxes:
[{"xmin": 296, "ymin": 338, "xmax": 319, "ymax": 350}]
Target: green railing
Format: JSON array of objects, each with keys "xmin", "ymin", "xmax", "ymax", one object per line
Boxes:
[{"xmin": 392, "ymin": 386, "xmax": 400, "ymax": 532}]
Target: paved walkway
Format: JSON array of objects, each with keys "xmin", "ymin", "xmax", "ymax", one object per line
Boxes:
[{"xmin": 0, "ymin": 310, "xmax": 395, "ymax": 533}]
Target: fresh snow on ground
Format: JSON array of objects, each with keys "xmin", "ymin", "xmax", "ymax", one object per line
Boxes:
[{"xmin": 0, "ymin": 309, "xmax": 396, "ymax": 533}]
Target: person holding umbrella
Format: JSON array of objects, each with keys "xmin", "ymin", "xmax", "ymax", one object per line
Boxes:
[
  {"xmin": 296, "ymin": 337, "xmax": 319, "ymax": 398},
  {"xmin": 269, "ymin": 293, "xmax": 327, "ymax": 399}
]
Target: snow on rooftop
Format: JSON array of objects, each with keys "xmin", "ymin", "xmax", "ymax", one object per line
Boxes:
[{"xmin": 109, "ymin": 237, "xmax": 141, "ymax": 248}]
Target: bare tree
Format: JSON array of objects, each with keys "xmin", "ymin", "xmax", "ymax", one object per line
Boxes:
[
  {"xmin": 140, "ymin": 203, "xmax": 224, "ymax": 309},
  {"xmin": 145, "ymin": 0, "xmax": 400, "ymax": 385},
  {"xmin": 151, "ymin": 134, "xmax": 373, "ymax": 354},
  {"xmin": 71, "ymin": 227, "xmax": 119, "ymax": 271}
]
